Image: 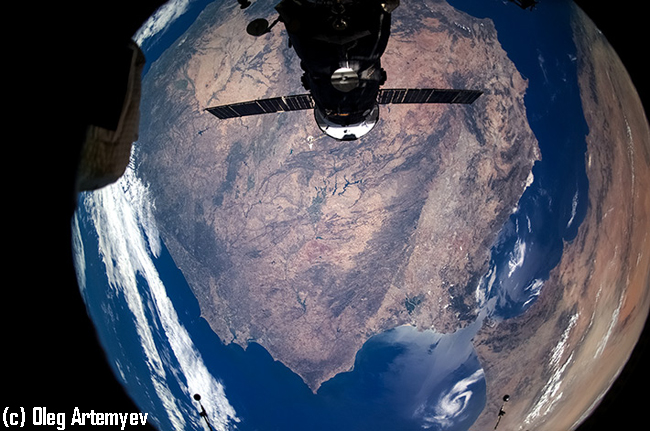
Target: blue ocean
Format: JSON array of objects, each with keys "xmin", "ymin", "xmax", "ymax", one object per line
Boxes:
[
  {"xmin": 73, "ymin": 0, "xmax": 589, "ymax": 430},
  {"xmin": 448, "ymin": 0, "xmax": 589, "ymax": 319}
]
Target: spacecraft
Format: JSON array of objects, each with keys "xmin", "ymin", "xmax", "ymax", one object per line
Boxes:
[{"xmin": 206, "ymin": 0, "xmax": 483, "ymax": 140}]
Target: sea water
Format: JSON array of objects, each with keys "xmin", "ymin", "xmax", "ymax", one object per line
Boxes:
[
  {"xmin": 75, "ymin": 201, "xmax": 486, "ymax": 431},
  {"xmin": 74, "ymin": 0, "xmax": 590, "ymax": 429},
  {"xmin": 449, "ymin": 0, "xmax": 589, "ymax": 319}
]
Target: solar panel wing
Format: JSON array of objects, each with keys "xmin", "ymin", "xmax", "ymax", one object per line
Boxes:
[
  {"xmin": 257, "ymin": 97, "xmax": 289, "ymax": 113},
  {"xmin": 206, "ymin": 105, "xmax": 239, "ymax": 119},
  {"xmin": 284, "ymin": 94, "xmax": 315, "ymax": 110},
  {"xmin": 232, "ymin": 102, "xmax": 266, "ymax": 117},
  {"xmin": 377, "ymin": 88, "xmax": 483, "ymax": 105},
  {"xmin": 206, "ymin": 94, "xmax": 315, "ymax": 119}
]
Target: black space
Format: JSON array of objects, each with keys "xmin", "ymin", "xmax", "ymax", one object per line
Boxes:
[{"xmin": 4, "ymin": 1, "xmax": 648, "ymax": 430}]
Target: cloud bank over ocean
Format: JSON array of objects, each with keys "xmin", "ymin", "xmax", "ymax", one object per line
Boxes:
[
  {"xmin": 421, "ymin": 369, "xmax": 485, "ymax": 430},
  {"xmin": 134, "ymin": 0, "xmax": 194, "ymax": 47},
  {"xmin": 73, "ymin": 167, "xmax": 239, "ymax": 430}
]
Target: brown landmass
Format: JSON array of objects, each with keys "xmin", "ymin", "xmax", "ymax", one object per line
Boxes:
[
  {"xmin": 136, "ymin": 0, "xmax": 539, "ymax": 391},
  {"xmin": 468, "ymin": 5, "xmax": 650, "ymax": 431}
]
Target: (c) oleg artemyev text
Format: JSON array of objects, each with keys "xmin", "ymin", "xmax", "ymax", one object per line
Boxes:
[{"xmin": 3, "ymin": 406, "xmax": 149, "ymax": 430}]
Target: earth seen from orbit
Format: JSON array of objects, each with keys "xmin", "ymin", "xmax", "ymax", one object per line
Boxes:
[{"xmin": 72, "ymin": 1, "xmax": 650, "ymax": 430}]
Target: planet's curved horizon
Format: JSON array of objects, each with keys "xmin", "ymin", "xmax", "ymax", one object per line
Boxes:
[{"xmin": 71, "ymin": 1, "xmax": 650, "ymax": 430}]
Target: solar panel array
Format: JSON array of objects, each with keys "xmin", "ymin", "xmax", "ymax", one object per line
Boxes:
[
  {"xmin": 205, "ymin": 94, "xmax": 315, "ymax": 119},
  {"xmin": 377, "ymin": 88, "xmax": 482, "ymax": 105},
  {"xmin": 205, "ymin": 88, "xmax": 482, "ymax": 120}
]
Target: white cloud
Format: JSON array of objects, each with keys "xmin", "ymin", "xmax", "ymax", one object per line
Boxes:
[
  {"xmin": 524, "ymin": 312, "xmax": 579, "ymax": 425},
  {"xmin": 594, "ymin": 290, "xmax": 624, "ymax": 359},
  {"xmin": 71, "ymin": 215, "xmax": 87, "ymax": 294},
  {"xmin": 417, "ymin": 369, "xmax": 485, "ymax": 429},
  {"xmin": 507, "ymin": 236, "xmax": 526, "ymax": 278},
  {"xmin": 475, "ymin": 265, "xmax": 496, "ymax": 310},
  {"xmin": 538, "ymin": 50, "xmax": 549, "ymax": 83},
  {"xmin": 75, "ymin": 166, "xmax": 238, "ymax": 430},
  {"xmin": 133, "ymin": 0, "xmax": 193, "ymax": 47},
  {"xmin": 522, "ymin": 278, "xmax": 544, "ymax": 308},
  {"xmin": 566, "ymin": 188, "xmax": 579, "ymax": 229}
]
